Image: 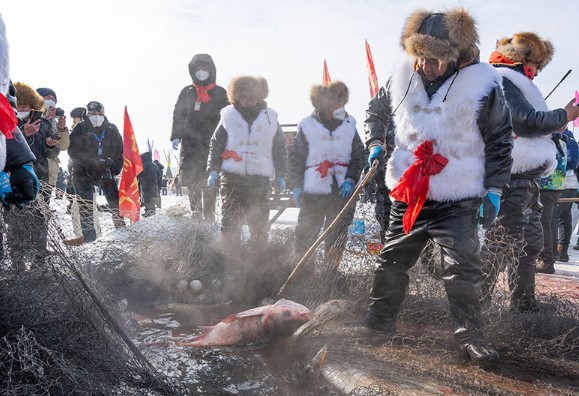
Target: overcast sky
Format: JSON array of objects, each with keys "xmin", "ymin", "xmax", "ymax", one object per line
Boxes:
[{"xmin": 3, "ymin": 0, "xmax": 579, "ymax": 166}]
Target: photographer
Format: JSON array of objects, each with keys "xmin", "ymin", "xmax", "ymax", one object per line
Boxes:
[{"xmin": 67, "ymin": 101, "xmax": 124, "ymax": 244}]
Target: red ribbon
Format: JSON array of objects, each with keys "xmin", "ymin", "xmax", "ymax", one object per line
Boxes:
[
  {"xmin": 389, "ymin": 141, "xmax": 448, "ymax": 234},
  {"xmin": 306, "ymin": 160, "xmax": 349, "ymax": 178},
  {"xmin": 221, "ymin": 149, "xmax": 242, "ymax": 162},
  {"xmin": 193, "ymin": 82, "xmax": 216, "ymax": 104},
  {"xmin": 0, "ymin": 94, "xmax": 16, "ymax": 139}
]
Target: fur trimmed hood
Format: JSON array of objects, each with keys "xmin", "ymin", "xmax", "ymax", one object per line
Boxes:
[
  {"xmin": 227, "ymin": 76, "xmax": 268, "ymax": 105},
  {"xmin": 310, "ymin": 81, "xmax": 349, "ymax": 111},
  {"xmin": 495, "ymin": 32, "xmax": 554, "ymax": 70},
  {"xmin": 14, "ymin": 82, "xmax": 45, "ymax": 111},
  {"xmin": 401, "ymin": 7, "xmax": 479, "ymax": 67}
]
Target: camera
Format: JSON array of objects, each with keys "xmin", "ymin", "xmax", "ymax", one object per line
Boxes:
[
  {"xmin": 101, "ymin": 158, "xmax": 114, "ymax": 181},
  {"xmin": 55, "ymin": 108, "xmax": 65, "ymax": 117}
]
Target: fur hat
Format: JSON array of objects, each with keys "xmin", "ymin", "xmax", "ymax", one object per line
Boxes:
[
  {"xmin": 495, "ymin": 32, "xmax": 554, "ymax": 70},
  {"xmin": 227, "ymin": 76, "xmax": 268, "ymax": 105},
  {"xmin": 14, "ymin": 82, "xmax": 45, "ymax": 111},
  {"xmin": 401, "ymin": 7, "xmax": 479, "ymax": 67},
  {"xmin": 310, "ymin": 81, "xmax": 349, "ymax": 111}
]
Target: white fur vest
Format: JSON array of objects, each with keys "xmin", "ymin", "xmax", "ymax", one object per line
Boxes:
[
  {"xmin": 497, "ymin": 68, "xmax": 557, "ymax": 176},
  {"xmin": 299, "ymin": 115, "xmax": 357, "ymax": 194},
  {"xmin": 386, "ymin": 59, "xmax": 500, "ymax": 202},
  {"xmin": 220, "ymin": 105, "xmax": 278, "ymax": 178}
]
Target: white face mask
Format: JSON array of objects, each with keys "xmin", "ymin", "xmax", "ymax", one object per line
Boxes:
[
  {"xmin": 17, "ymin": 111, "xmax": 29, "ymax": 120},
  {"xmin": 89, "ymin": 115, "xmax": 105, "ymax": 127},
  {"xmin": 333, "ymin": 107, "xmax": 346, "ymax": 121},
  {"xmin": 44, "ymin": 99, "xmax": 56, "ymax": 109},
  {"xmin": 195, "ymin": 70, "xmax": 210, "ymax": 81}
]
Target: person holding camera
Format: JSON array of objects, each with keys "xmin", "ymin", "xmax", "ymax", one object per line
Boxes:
[
  {"xmin": 67, "ymin": 101, "xmax": 124, "ymax": 244},
  {"xmin": 5, "ymin": 82, "xmax": 59, "ymax": 261}
]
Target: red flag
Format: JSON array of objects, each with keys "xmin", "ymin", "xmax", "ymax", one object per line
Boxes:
[
  {"xmin": 322, "ymin": 59, "xmax": 331, "ymax": 86},
  {"xmin": 119, "ymin": 106, "xmax": 144, "ymax": 222},
  {"xmin": 366, "ymin": 39, "xmax": 379, "ymax": 98}
]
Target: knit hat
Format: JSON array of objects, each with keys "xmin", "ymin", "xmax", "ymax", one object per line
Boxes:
[
  {"xmin": 70, "ymin": 107, "xmax": 86, "ymax": 118},
  {"xmin": 494, "ymin": 32, "xmax": 554, "ymax": 70},
  {"xmin": 36, "ymin": 87, "xmax": 57, "ymax": 102},
  {"xmin": 86, "ymin": 101, "xmax": 104, "ymax": 113},
  {"xmin": 14, "ymin": 82, "xmax": 45, "ymax": 111},
  {"xmin": 401, "ymin": 7, "xmax": 479, "ymax": 67},
  {"xmin": 310, "ymin": 81, "xmax": 349, "ymax": 111}
]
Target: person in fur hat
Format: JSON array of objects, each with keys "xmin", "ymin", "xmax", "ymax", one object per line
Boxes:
[
  {"xmin": 171, "ymin": 54, "xmax": 228, "ymax": 221},
  {"xmin": 353, "ymin": 7, "xmax": 513, "ymax": 366},
  {"xmin": 481, "ymin": 33, "xmax": 579, "ymax": 304},
  {"xmin": 206, "ymin": 75, "xmax": 287, "ymax": 253},
  {"xmin": 290, "ymin": 81, "xmax": 365, "ymax": 288}
]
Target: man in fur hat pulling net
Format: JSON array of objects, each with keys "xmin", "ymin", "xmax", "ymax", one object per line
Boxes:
[
  {"xmin": 481, "ymin": 33, "xmax": 579, "ymax": 309},
  {"xmin": 352, "ymin": 7, "xmax": 513, "ymax": 366}
]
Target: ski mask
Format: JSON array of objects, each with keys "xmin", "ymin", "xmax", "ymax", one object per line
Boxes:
[
  {"xmin": 89, "ymin": 115, "xmax": 105, "ymax": 127},
  {"xmin": 195, "ymin": 70, "xmax": 210, "ymax": 81}
]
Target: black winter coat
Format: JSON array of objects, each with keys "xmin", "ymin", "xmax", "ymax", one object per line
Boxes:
[
  {"xmin": 4, "ymin": 127, "xmax": 36, "ymax": 172},
  {"xmin": 170, "ymin": 54, "xmax": 228, "ymax": 184},
  {"xmin": 68, "ymin": 118, "xmax": 123, "ymax": 180},
  {"xmin": 17, "ymin": 117, "xmax": 59, "ymax": 183},
  {"xmin": 138, "ymin": 152, "xmax": 161, "ymax": 202},
  {"xmin": 364, "ymin": 66, "xmax": 513, "ymax": 192}
]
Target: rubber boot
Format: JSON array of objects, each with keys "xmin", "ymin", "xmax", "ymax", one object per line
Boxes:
[
  {"xmin": 454, "ymin": 328, "xmax": 500, "ymax": 366},
  {"xmin": 510, "ymin": 265, "xmax": 539, "ymax": 312},
  {"xmin": 557, "ymin": 244, "xmax": 569, "ymax": 263}
]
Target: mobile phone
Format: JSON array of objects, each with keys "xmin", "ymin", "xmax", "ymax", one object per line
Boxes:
[
  {"xmin": 29, "ymin": 110, "xmax": 43, "ymax": 123},
  {"xmin": 50, "ymin": 134, "xmax": 61, "ymax": 141}
]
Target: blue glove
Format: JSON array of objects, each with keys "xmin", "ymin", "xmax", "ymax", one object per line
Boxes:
[
  {"xmin": 293, "ymin": 188, "xmax": 302, "ymax": 208},
  {"xmin": 172, "ymin": 138, "xmax": 181, "ymax": 150},
  {"xmin": 207, "ymin": 170, "xmax": 218, "ymax": 188},
  {"xmin": 339, "ymin": 180, "xmax": 355, "ymax": 198},
  {"xmin": 277, "ymin": 177, "xmax": 286, "ymax": 192},
  {"xmin": 0, "ymin": 172, "xmax": 12, "ymax": 208},
  {"xmin": 368, "ymin": 145, "xmax": 383, "ymax": 167},
  {"xmin": 479, "ymin": 190, "xmax": 501, "ymax": 226}
]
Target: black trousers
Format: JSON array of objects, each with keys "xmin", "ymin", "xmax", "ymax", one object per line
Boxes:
[
  {"xmin": 539, "ymin": 189, "xmax": 561, "ymax": 265},
  {"xmin": 481, "ymin": 176, "xmax": 541, "ymax": 306},
  {"xmin": 370, "ymin": 198, "xmax": 484, "ymax": 335},
  {"xmin": 556, "ymin": 189, "xmax": 577, "ymax": 245}
]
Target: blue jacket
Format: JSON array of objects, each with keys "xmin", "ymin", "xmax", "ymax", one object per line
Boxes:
[{"xmin": 563, "ymin": 129, "xmax": 579, "ymax": 172}]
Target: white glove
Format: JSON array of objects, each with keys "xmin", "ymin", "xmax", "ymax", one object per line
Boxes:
[{"xmin": 172, "ymin": 138, "xmax": 181, "ymax": 150}]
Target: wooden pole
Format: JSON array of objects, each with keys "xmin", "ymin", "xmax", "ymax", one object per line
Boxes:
[{"xmin": 278, "ymin": 160, "xmax": 379, "ymax": 297}]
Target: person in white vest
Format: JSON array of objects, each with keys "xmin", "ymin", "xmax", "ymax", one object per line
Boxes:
[
  {"xmin": 290, "ymin": 81, "xmax": 365, "ymax": 288},
  {"xmin": 481, "ymin": 33, "xmax": 579, "ymax": 312},
  {"xmin": 351, "ymin": 7, "xmax": 513, "ymax": 366},
  {"xmin": 206, "ymin": 76, "xmax": 287, "ymax": 252}
]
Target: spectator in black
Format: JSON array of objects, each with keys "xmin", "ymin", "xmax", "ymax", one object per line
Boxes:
[
  {"xmin": 138, "ymin": 151, "xmax": 162, "ymax": 217},
  {"xmin": 66, "ymin": 101, "xmax": 124, "ymax": 244},
  {"xmin": 161, "ymin": 175, "xmax": 168, "ymax": 195},
  {"xmin": 171, "ymin": 54, "xmax": 228, "ymax": 221},
  {"xmin": 153, "ymin": 159, "xmax": 164, "ymax": 207},
  {"xmin": 6, "ymin": 82, "xmax": 59, "ymax": 260},
  {"xmin": 174, "ymin": 175, "xmax": 181, "ymax": 196}
]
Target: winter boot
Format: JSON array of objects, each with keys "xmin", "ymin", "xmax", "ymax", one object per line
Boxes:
[
  {"xmin": 557, "ymin": 244, "xmax": 569, "ymax": 262},
  {"xmin": 552, "ymin": 242, "xmax": 560, "ymax": 261},
  {"xmin": 510, "ymin": 265, "xmax": 539, "ymax": 312},
  {"xmin": 536, "ymin": 258, "xmax": 555, "ymax": 274},
  {"xmin": 346, "ymin": 309, "xmax": 396, "ymax": 333}
]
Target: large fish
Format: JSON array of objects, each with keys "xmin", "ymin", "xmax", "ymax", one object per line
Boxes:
[{"xmin": 177, "ymin": 299, "xmax": 311, "ymax": 347}]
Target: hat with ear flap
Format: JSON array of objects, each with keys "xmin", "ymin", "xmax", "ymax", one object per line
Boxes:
[
  {"xmin": 14, "ymin": 82, "xmax": 45, "ymax": 111},
  {"xmin": 495, "ymin": 32, "xmax": 554, "ymax": 70},
  {"xmin": 310, "ymin": 81, "xmax": 349, "ymax": 111},
  {"xmin": 401, "ymin": 7, "xmax": 479, "ymax": 67}
]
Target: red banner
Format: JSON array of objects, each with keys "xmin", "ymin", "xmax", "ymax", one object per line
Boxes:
[
  {"xmin": 323, "ymin": 59, "xmax": 331, "ymax": 86},
  {"xmin": 365, "ymin": 40, "xmax": 379, "ymax": 98},
  {"xmin": 119, "ymin": 106, "xmax": 143, "ymax": 222}
]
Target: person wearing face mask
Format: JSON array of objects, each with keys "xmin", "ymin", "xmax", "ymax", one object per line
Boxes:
[
  {"xmin": 350, "ymin": 8, "xmax": 513, "ymax": 366},
  {"xmin": 206, "ymin": 76, "xmax": 287, "ymax": 256},
  {"xmin": 170, "ymin": 53, "xmax": 228, "ymax": 221},
  {"xmin": 289, "ymin": 81, "xmax": 365, "ymax": 290},
  {"xmin": 36, "ymin": 88, "xmax": 70, "ymax": 191},
  {"xmin": 4, "ymin": 82, "xmax": 59, "ymax": 262},
  {"xmin": 480, "ymin": 33, "xmax": 579, "ymax": 312},
  {"xmin": 67, "ymin": 101, "xmax": 124, "ymax": 244}
]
